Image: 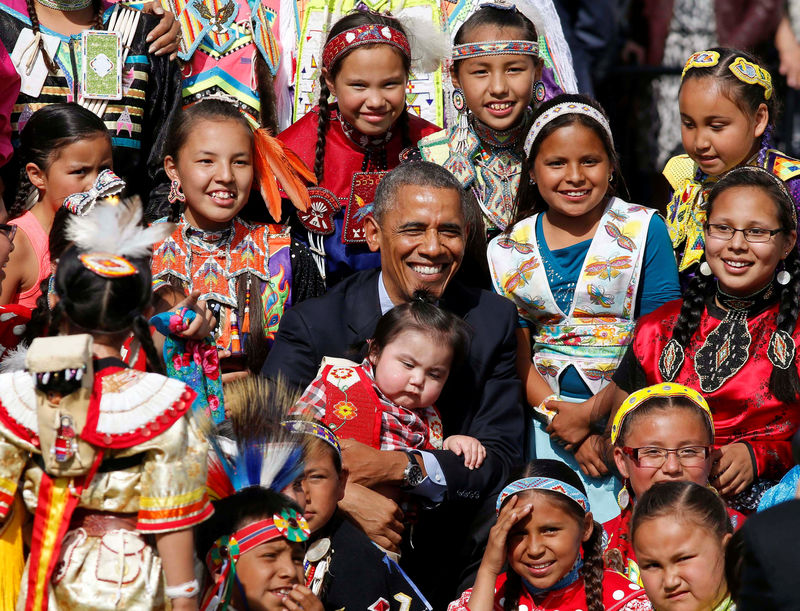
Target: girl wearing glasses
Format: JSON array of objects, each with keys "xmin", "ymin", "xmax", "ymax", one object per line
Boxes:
[
  {"xmin": 567, "ymin": 166, "xmax": 800, "ymax": 517},
  {"xmin": 603, "ymin": 383, "xmax": 744, "ymax": 584}
]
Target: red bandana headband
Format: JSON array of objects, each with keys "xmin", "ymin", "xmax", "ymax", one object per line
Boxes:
[
  {"xmin": 201, "ymin": 509, "xmax": 310, "ymax": 611},
  {"xmin": 322, "ymin": 24, "xmax": 410, "ymax": 68}
]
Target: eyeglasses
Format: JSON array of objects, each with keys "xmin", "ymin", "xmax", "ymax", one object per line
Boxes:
[
  {"xmin": 622, "ymin": 446, "xmax": 711, "ymax": 468},
  {"xmin": 705, "ymin": 223, "xmax": 784, "ymax": 243},
  {"xmin": 0, "ymin": 224, "xmax": 16, "ymax": 242}
]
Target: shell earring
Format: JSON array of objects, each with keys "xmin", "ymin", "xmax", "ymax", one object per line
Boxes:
[{"xmin": 699, "ymin": 261, "xmax": 713, "ymax": 276}]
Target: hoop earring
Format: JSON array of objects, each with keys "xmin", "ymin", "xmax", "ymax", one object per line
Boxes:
[
  {"xmin": 533, "ymin": 80, "xmax": 546, "ymax": 104},
  {"xmin": 168, "ymin": 179, "xmax": 186, "ymax": 204}
]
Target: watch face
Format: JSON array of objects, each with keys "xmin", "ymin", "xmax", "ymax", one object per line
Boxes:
[{"xmin": 404, "ymin": 460, "xmax": 424, "ymax": 488}]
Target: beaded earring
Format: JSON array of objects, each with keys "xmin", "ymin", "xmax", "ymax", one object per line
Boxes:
[{"xmin": 168, "ymin": 179, "xmax": 186, "ymax": 204}]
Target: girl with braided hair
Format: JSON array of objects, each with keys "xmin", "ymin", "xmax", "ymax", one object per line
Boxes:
[
  {"xmin": 664, "ymin": 47, "xmax": 800, "ymax": 277},
  {"xmin": 276, "ymin": 10, "xmax": 442, "ymax": 286},
  {"xmin": 579, "ymin": 166, "xmax": 800, "ymax": 515},
  {"xmin": 0, "ymin": 0, "xmax": 181, "ymax": 217},
  {"xmin": 448, "ymin": 459, "xmax": 651, "ymax": 611}
]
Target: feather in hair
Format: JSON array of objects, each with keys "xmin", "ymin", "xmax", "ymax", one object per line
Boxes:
[
  {"xmin": 201, "ymin": 376, "xmax": 308, "ymax": 498},
  {"xmin": 65, "ymin": 197, "xmax": 175, "ymax": 258},
  {"xmin": 253, "ymin": 129, "xmax": 316, "ymax": 222},
  {"xmin": 395, "ymin": 12, "xmax": 449, "ymax": 74}
]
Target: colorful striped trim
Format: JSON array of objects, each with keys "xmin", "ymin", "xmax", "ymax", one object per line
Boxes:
[
  {"xmin": 451, "ymin": 39, "xmax": 538, "ymax": 60},
  {"xmin": 322, "ymin": 25, "xmax": 410, "ymax": 68},
  {"xmin": 496, "ymin": 476, "xmax": 590, "ymax": 514}
]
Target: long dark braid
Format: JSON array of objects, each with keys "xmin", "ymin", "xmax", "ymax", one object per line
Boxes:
[
  {"xmin": 502, "ymin": 569, "xmax": 523, "ymax": 611},
  {"xmin": 24, "ymin": 0, "xmax": 57, "ymax": 73},
  {"xmin": 313, "ymin": 80, "xmax": 331, "ymax": 183},
  {"xmin": 581, "ymin": 521, "xmax": 606, "ymax": 611},
  {"xmin": 770, "ymin": 248, "xmax": 800, "ymax": 402},
  {"xmin": 666, "ymin": 271, "xmax": 714, "ymax": 355},
  {"xmin": 10, "ymin": 166, "xmax": 33, "ymax": 220},
  {"xmin": 132, "ymin": 314, "xmax": 165, "ymax": 374},
  {"xmin": 757, "ymin": 124, "xmax": 774, "ymax": 168},
  {"xmin": 237, "ymin": 272, "xmax": 268, "ymax": 374},
  {"xmin": 399, "ymin": 107, "xmax": 411, "ymax": 150}
]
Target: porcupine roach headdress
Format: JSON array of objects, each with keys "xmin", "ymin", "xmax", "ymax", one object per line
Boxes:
[{"xmin": 200, "ymin": 375, "xmax": 311, "ymax": 611}]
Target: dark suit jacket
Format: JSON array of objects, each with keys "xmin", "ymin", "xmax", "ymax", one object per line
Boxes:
[
  {"xmin": 262, "ymin": 268, "xmax": 524, "ymax": 499},
  {"xmin": 737, "ymin": 499, "xmax": 800, "ymax": 610}
]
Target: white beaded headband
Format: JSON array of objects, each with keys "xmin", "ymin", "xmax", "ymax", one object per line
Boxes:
[{"xmin": 523, "ymin": 102, "xmax": 614, "ymax": 157}]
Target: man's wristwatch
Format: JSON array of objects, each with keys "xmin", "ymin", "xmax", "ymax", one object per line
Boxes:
[{"xmin": 401, "ymin": 451, "xmax": 424, "ymax": 489}]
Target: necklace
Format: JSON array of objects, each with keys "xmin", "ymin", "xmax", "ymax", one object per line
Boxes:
[
  {"xmin": 540, "ymin": 249, "xmax": 577, "ymax": 309},
  {"xmin": 35, "ymin": 0, "xmax": 93, "ymax": 11}
]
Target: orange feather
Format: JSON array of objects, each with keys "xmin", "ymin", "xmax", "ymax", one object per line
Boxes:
[{"xmin": 253, "ymin": 129, "xmax": 316, "ymax": 222}]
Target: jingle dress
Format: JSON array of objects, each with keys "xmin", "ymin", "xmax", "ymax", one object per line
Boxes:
[
  {"xmin": 0, "ymin": 0, "xmax": 181, "ymax": 211},
  {"xmin": 151, "ymin": 216, "xmax": 323, "ymax": 367},
  {"xmin": 487, "ymin": 198, "xmax": 680, "ymax": 521},
  {"xmin": 292, "ymin": 358, "xmax": 443, "ymax": 451},
  {"xmin": 0, "ymin": 358, "xmax": 212, "ymax": 610},
  {"xmin": 663, "ymin": 150, "xmax": 800, "ymax": 273},
  {"xmin": 277, "ymin": 105, "xmax": 438, "ymax": 286},
  {"xmin": 612, "ymin": 297, "xmax": 800, "ymax": 511},
  {"xmin": 447, "ymin": 570, "xmax": 652, "ymax": 611}
]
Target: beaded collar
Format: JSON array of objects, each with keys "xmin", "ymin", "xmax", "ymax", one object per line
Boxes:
[
  {"xmin": 335, "ymin": 109, "xmax": 395, "ymax": 172},
  {"xmin": 522, "ymin": 557, "xmax": 583, "ymax": 595},
  {"xmin": 471, "ymin": 113, "xmax": 528, "ymax": 151}
]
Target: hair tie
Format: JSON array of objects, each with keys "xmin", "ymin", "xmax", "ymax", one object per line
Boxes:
[
  {"xmin": 496, "ymin": 476, "xmax": 590, "ymax": 514},
  {"xmin": 322, "ymin": 24, "xmax": 411, "ymax": 68},
  {"xmin": 524, "ymin": 102, "xmax": 613, "ymax": 157},
  {"xmin": 62, "ymin": 169, "xmax": 125, "ymax": 216}
]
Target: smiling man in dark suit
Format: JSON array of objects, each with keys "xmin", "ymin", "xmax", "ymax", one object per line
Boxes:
[{"xmin": 262, "ymin": 161, "xmax": 524, "ymax": 607}]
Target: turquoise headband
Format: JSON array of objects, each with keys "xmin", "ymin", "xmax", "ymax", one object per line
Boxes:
[{"xmin": 496, "ymin": 476, "xmax": 590, "ymax": 514}]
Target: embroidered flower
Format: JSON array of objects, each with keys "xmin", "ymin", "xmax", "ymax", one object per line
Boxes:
[{"xmin": 332, "ymin": 401, "xmax": 357, "ymax": 421}]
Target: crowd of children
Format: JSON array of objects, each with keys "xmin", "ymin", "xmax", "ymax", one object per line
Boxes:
[{"xmin": 0, "ymin": 0, "xmax": 798, "ymax": 609}]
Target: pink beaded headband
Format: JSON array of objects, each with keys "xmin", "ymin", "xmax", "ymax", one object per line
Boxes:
[{"xmin": 322, "ymin": 24, "xmax": 411, "ymax": 68}]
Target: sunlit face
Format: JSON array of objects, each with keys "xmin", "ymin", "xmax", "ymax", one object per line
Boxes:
[
  {"xmin": 230, "ymin": 535, "xmax": 305, "ymax": 611},
  {"xmin": 704, "ymin": 185, "xmax": 796, "ymax": 296},
  {"xmin": 452, "ymin": 24, "xmax": 539, "ymax": 131},
  {"xmin": 506, "ymin": 492, "xmax": 592, "ymax": 591},
  {"xmin": 364, "ymin": 185, "xmax": 465, "ymax": 303},
  {"xmin": 531, "ymin": 122, "xmax": 612, "ymax": 222},
  {"xmin": 370, "ymin": 328, "xmax": 453, "ymax": 410},
  {"xmin": 28, "ymin": 134, "xmax": 113, "ymax": 212},
  {"xmin": 164, "ymin": 118, "xmax": 253, "ymax": 231},
  {"xmin": 326, "ymin": 45, "xmax": 408, "ymax": 137},
  {"xmin": 614, "ymin": 408, "xmax": 713, "ymax": 499},
  {"xmin": 679, "ymin": 77, "xmax": 768, "ymax": 176},
  {"xmin": 302, "ymin": 447, "xmax": 346, "ymax": 533},
  {"xmin": 634, "ymin": 516, "xmax": 731, "ymax": 611}
]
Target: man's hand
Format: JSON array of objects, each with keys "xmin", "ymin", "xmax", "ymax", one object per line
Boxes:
[
  {"xmin": 546, "ymin": 399, "xmax": 592, "ymax": 449},
  {"xmin": 340, "ymin": 439, "xmax": 412, "ymax": 487},
  {"xmin": 143, "ymin": 2, "xmax": 181, "ymax": 59},
  {"xmin": 574, "ymin": 435, "xmax": 609, "ymax": 478},
  {"xmin": 339, "ymin": 482, "xmax": 405, "ymax": 552}
]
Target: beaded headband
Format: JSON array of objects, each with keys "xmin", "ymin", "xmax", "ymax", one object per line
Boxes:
[
  {"xmin": 524, "ymin": 102, "xmax": 613, "ymax": 156},
  {"xmin": 451, "ymin": 40, "xmax": 539, "ymax": 61},
  {"xmin": 681, "ymin": 50, "xmax": 773, "ymax": 100},
  {"xmin": 610, "ymin": 383, "xmax": 712, "ymax": 445},
  {"xmin": 203, "ymin": 509, "xmax": 310, "ymax": 610},
  {"xmin": 496, "ymin": 476, "xmax": 590, "ymax": 514},
  {"xmin": 282, "ymin": 419, "xmax": 342, "ymax": 455},
  {"xmin": 322, "ymin": 24, "xmax": 410, "ymax": 68}
]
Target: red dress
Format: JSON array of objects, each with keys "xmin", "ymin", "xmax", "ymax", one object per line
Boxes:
[
  {"xmin": 447, "ymin": 571, "xmax": 652, "ymax": 610},
  {"xmin": 623, "ymin": 299, "xmax": 800, "ymax": 480},
  {"xmin": 603, "ymin": 503, "xmax": 746, "ymax": 583},
  {"xmin": 277, "ymin": 106, "xmax": 439, "ymax": 285}
]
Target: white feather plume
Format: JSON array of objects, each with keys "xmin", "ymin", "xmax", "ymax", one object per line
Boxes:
[
  {"xmin": 65, "ymin": 198, "xmax": 175, "ymax": 258},
  {"xmin": 0, "ymin": 343, "xmax": 29, "ymax": 373},
  {"xmin": 395, "ymin": 11, "xmax": 450, "ymax": 74}
]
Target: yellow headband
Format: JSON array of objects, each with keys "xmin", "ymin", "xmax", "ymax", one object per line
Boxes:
[
  {"xmin": 611, "ymin": 383, "xmax": 713, "ymax": 445},
  {"xmin": 681, "ymin": 50, "xmax": 720, "ymax": 79}
]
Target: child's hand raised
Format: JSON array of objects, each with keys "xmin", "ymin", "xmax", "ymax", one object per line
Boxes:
[
  {"xmin": 443, "ymin": 435, "xmax": 486, "ymax": 469},
  {"xmin": 468, "ymin": 496, "xmax": 532, "ymax": 611}
]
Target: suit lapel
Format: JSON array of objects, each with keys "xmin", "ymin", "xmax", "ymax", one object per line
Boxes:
[{"xmin": 344, "ymin": 269, "xmax": 382, "ymax": 342}]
